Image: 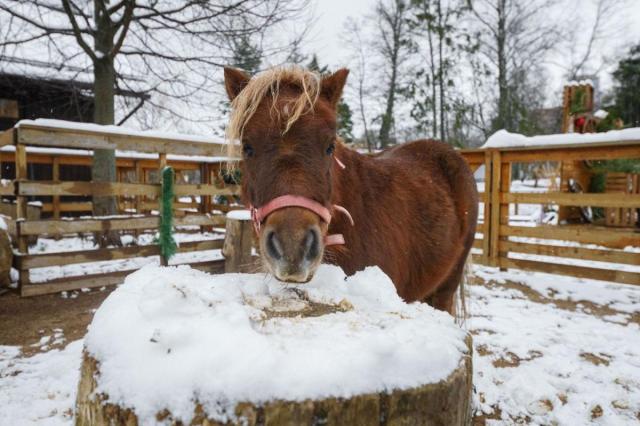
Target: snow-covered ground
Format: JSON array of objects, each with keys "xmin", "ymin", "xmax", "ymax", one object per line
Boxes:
[
  {"xmin": 471, "ymin": 266, "xmax": 640, "ymax": 424},
  {"xmin": 1, "ymin": 264, "xmax": 638, "ymax": 425}
]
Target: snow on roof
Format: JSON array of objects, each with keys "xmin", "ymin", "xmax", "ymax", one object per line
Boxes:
[
  {"xmin": 0, "ymin": 55, "xmax": 94, "ymax": 86},
  {"xmin": 84, "ymin": 264, "xmax": 468, "ymax": 424},
  {"xmin": 565, "ymin": 79, "xmax": 594, "ymax": 87},
  {"xmin": 594, "ymin": 109, "xmax": 609, "ymax": 119},
  {"xmin": 0, "ymin": 55, "xmax": 144, "ymax": 88},
  {"xmin": 482, "ymin": 128, "xmax": 640, "ymax": 149}
]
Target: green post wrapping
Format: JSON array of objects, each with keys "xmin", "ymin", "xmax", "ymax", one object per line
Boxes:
[{"xmin": 159, "ymin": 166, "xmax": 177, "ymax": 265}]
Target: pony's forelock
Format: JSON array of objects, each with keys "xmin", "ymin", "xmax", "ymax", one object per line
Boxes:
[{"xmin": 225, "ymin": 65, "xmax": 322, "ymax": 162}]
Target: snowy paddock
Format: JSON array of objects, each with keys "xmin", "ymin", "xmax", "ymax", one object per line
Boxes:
[{"xmin": 1, "ymin": 264, "xmax": 639, "ymax": 425}]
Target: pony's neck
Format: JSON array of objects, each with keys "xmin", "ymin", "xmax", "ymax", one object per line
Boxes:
[{"xmin": 332, "ymin": 143, "xmax": 365, "ymax": 207}]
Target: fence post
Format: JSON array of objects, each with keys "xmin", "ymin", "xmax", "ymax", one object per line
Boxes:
[
  {"xmin": 15, "ymin": 140, "xmax": 29, "ymax": 294},
  {"xmin": 134, "ymin": 160, "xmax": 142, "ymax": 215},
  {"xmin": 200, "ymin": 163, "xmax": 212, "ymax": 232},
  {"xmin": 222, "ymin": 212, "xmax": 253, "ymax": 273},
  {"xmin": 488, "ymin": 149, "xmax": 502, "ymax": 268},
  {"xmin": 52, "ymin": 156, "xmax": 60, "ymax": 220},
  {"xmin": 482, "ymin": 150, "xmax": 492, "ymax": 265},
  {"xmin": 498, "ymin": 159, "xmax": 511, "ymax": 271}
]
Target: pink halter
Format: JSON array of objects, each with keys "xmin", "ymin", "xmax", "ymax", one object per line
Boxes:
[{"xmin": 249, "ymin": 157, "xmax": 353, "ymax": 246}]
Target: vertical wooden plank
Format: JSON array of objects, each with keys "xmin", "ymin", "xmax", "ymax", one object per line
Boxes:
[
  {"xmin": 159, "ymin": 153, "xmax": 167, "ymax": 171},
  {"xmin": 489, "ymin": 150, "xmax": 502, "ymax": 267},
  {"xmin": 200, "ymin": 163, "xmax": 212, "ymax": 232},
  {"xmin": 15, "ymin": 141, "xmax": 30, "ymax": 293},
  {"xmin": 134, "ymin": 161, "xmax": 142, "ymax": 236},
  {"xmin": 222, "ymin": 216, "xmax": 253, "ymax": 273},
  {"xmin": 482, "ymin": 151, "xmax": 492, "ymax": 265},
  {"xmin": 52, "ymin": 156, "xmax": 60, "ymax": 220},
  {"xmin": 498, "ymin": 161, "xmax": 511, "ymax": 270}
]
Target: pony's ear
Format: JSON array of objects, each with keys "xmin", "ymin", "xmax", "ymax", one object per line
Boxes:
[
  {"xmin": 224, "ymin": 67, "xmax": 250, "ymax": 101},
  {"xmin": 320, "ymin": 68, "xmax": 349, "ymax": 108}
]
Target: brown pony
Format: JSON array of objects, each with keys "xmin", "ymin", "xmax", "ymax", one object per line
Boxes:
[{"xmin": 224, "ymin": 66, "xmax": 478, "ymax": 314}]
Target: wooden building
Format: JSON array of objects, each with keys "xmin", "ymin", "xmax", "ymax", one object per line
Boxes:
[{"xmin": 0, "ymin": 55, "xmax": 146, "ymax": 132}]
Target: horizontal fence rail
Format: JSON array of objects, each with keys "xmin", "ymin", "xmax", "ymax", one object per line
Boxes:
[
  {"xmin": 0, "ymin": 122, "xmax": 245, "ymax": 296},
  {"xmin": 461, "ymin": 137, "xmax": 640, "ymax": 287}
]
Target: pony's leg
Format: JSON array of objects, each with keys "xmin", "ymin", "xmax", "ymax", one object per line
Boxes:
[{"xmin": 424, "ymin": 257, "xmax": 467, "ymax": 315}]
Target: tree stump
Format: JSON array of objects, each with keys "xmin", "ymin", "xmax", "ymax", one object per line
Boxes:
[{"xmin": 76, "ymin": 265, "xmax": 473, "ymax": 426}]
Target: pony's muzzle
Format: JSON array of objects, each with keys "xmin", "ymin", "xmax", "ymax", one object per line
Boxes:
[{"xmin": 260, "ymin": 209, "xmax": 324, "ymax": 283}]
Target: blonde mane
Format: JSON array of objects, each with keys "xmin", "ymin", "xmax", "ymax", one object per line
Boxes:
[{"xmin": 226, "ymin": 66, "xmax": 322, "ymax": 158}]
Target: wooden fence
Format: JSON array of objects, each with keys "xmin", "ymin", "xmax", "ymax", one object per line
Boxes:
[
  {"xmin": 1, "ymin": 122, "xmax": 639, "ymax": 296},
  {"xmin": 460, "ymin": 138, "xmax": 640, "ymax": 286},
  {"xmin": 0, "ymin": 122, "xmax": 246, "ymax": 297}
]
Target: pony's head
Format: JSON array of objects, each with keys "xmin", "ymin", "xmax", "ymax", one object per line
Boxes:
[{"xmin": 224, "ymin": 65, "xmax": 349, "ymax": 283}]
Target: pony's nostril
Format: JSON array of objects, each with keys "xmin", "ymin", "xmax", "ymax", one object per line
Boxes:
[
  {"xmin": 303, "ymin": 229, "xmax": 320, "ymax": 261},
  {"xmin": 266, "ymin": 231, "xmax": 283, "ymax": 260}
]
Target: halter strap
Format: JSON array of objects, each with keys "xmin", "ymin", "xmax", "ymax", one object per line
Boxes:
[
  {"xmin": 249, "ymin": 156, "xmax": 352, "ymax": 246},
  {"xmin": 250, "ymin": 195, "xmax": 353, "ymax": 246}
]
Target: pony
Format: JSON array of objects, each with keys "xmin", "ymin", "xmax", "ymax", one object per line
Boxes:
[{"xmin": 223, "ymin": 66, "xmax": 478, "ymax": 314}]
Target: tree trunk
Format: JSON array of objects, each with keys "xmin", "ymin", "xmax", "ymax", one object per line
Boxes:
[
  {"xmin": 427, "ymin": 23, "xmax": 438, "ymax": 139},
  {"xmin": 378, "ymin": 0, "xmax": 404, "ymax": 149},
  {"xmin": 379, "ymin": 70, "xmax": 397, "ymax": 149},
  {"xmin": 379, "ymin": 34, "xmax": 399, "ymax": 148},
  {"xmin": 76, "ymin": 336, "xmax": 473, "ymax": 425},
  {"xmin": 496, "ymin": 0, "xmax": 509, "ymax": 131},
  {"xmin": 92, "ymin": 0, "xmax": 121, "ymax": 247},
  {"xmin": 437, "ymin": 0, "xmax": 446, "ymax": 143}
]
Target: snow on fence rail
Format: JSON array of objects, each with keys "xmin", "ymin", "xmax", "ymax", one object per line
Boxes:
[
  {"xmin": 0, "ymin": 120, "xmax": 247, "ymax": 297},
  {"xmin": 460, "ymin": 131, "xmax": 640, "ymax": 286}
]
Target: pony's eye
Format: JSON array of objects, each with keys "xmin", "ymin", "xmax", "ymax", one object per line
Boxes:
[
  {"xmin": 242, "ymin": 144, "xmax": 254, "ymax": 158},
  {"xmin": 326, "ymin": 143, "xmax": 335, "ymax": 155}
]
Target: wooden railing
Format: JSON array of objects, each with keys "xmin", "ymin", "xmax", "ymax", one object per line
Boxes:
[
  {"xmin": 460, "ymin": 138, "xmax": 640, "ymax": 286},
  {"xmin": 0, "ymin": 122, "xmax": 243, "ymax": 296}
]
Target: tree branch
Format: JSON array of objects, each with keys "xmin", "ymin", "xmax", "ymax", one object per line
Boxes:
[
  {"xmin": 110, "ymin": 0, "xmax": 134, "ymax": 58},
  {"xmin": 61, "ymin": 0, "xmax": 97, "ymax": 62}
]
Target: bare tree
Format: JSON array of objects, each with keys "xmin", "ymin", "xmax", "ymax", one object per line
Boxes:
[
  {"xmin": 374, "ymin": 0, "xmax": 411, "ymax": 148},
  {"xmin": 0, "ymin": 0, "xmax": 308, "ymax": 240},
  {"xmin": 469, "ymin": 0, "xmax": 560, "ymax": 132},
  {"xmin": 408, "ymin": 0, "xmax": 470, "ymax": 143},
  {"xmin": 562, "ymin": 0, "xmax": 630, "ymax": 80},
  {"xmin": 344, "ymin": 18, "xmax": 373, "ymax": 152}
]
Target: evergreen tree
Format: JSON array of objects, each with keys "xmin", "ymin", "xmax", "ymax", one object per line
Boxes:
[
  {"xmin": 307, "ymin": 54, "xmax": 329, "ymax": 74},
  {"xmin": 231, "ymin": 35, "xmax": 263, "ymax": 75},
  {"xmin": 307, "ymin": 55, "xmax": 355, "ymax": 143},
  {"xmin": 219, "ymin": 34, "xmax": 263, "ymax": 132},
  {"xmin": 612, "ymin": 44, "xmax": 640, "ymax": 127},
  {"xmin": 337, "ymin": 101, "xmax": 355, "ymax": 143}
]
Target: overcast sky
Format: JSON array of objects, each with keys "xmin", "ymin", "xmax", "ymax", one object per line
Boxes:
[{"xmin": 309, "ymin": 0, "xmax": 640, "ymax": 107}]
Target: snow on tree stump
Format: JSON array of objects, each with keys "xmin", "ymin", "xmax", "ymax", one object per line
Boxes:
[{"xmin": 76, "ymin": 265, "xmax": 472, "ymax": 426}]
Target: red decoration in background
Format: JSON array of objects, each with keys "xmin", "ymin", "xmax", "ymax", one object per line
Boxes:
[{"xmin": 574, "ymin": 116, "xmax": 586, "ymax": 133}]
